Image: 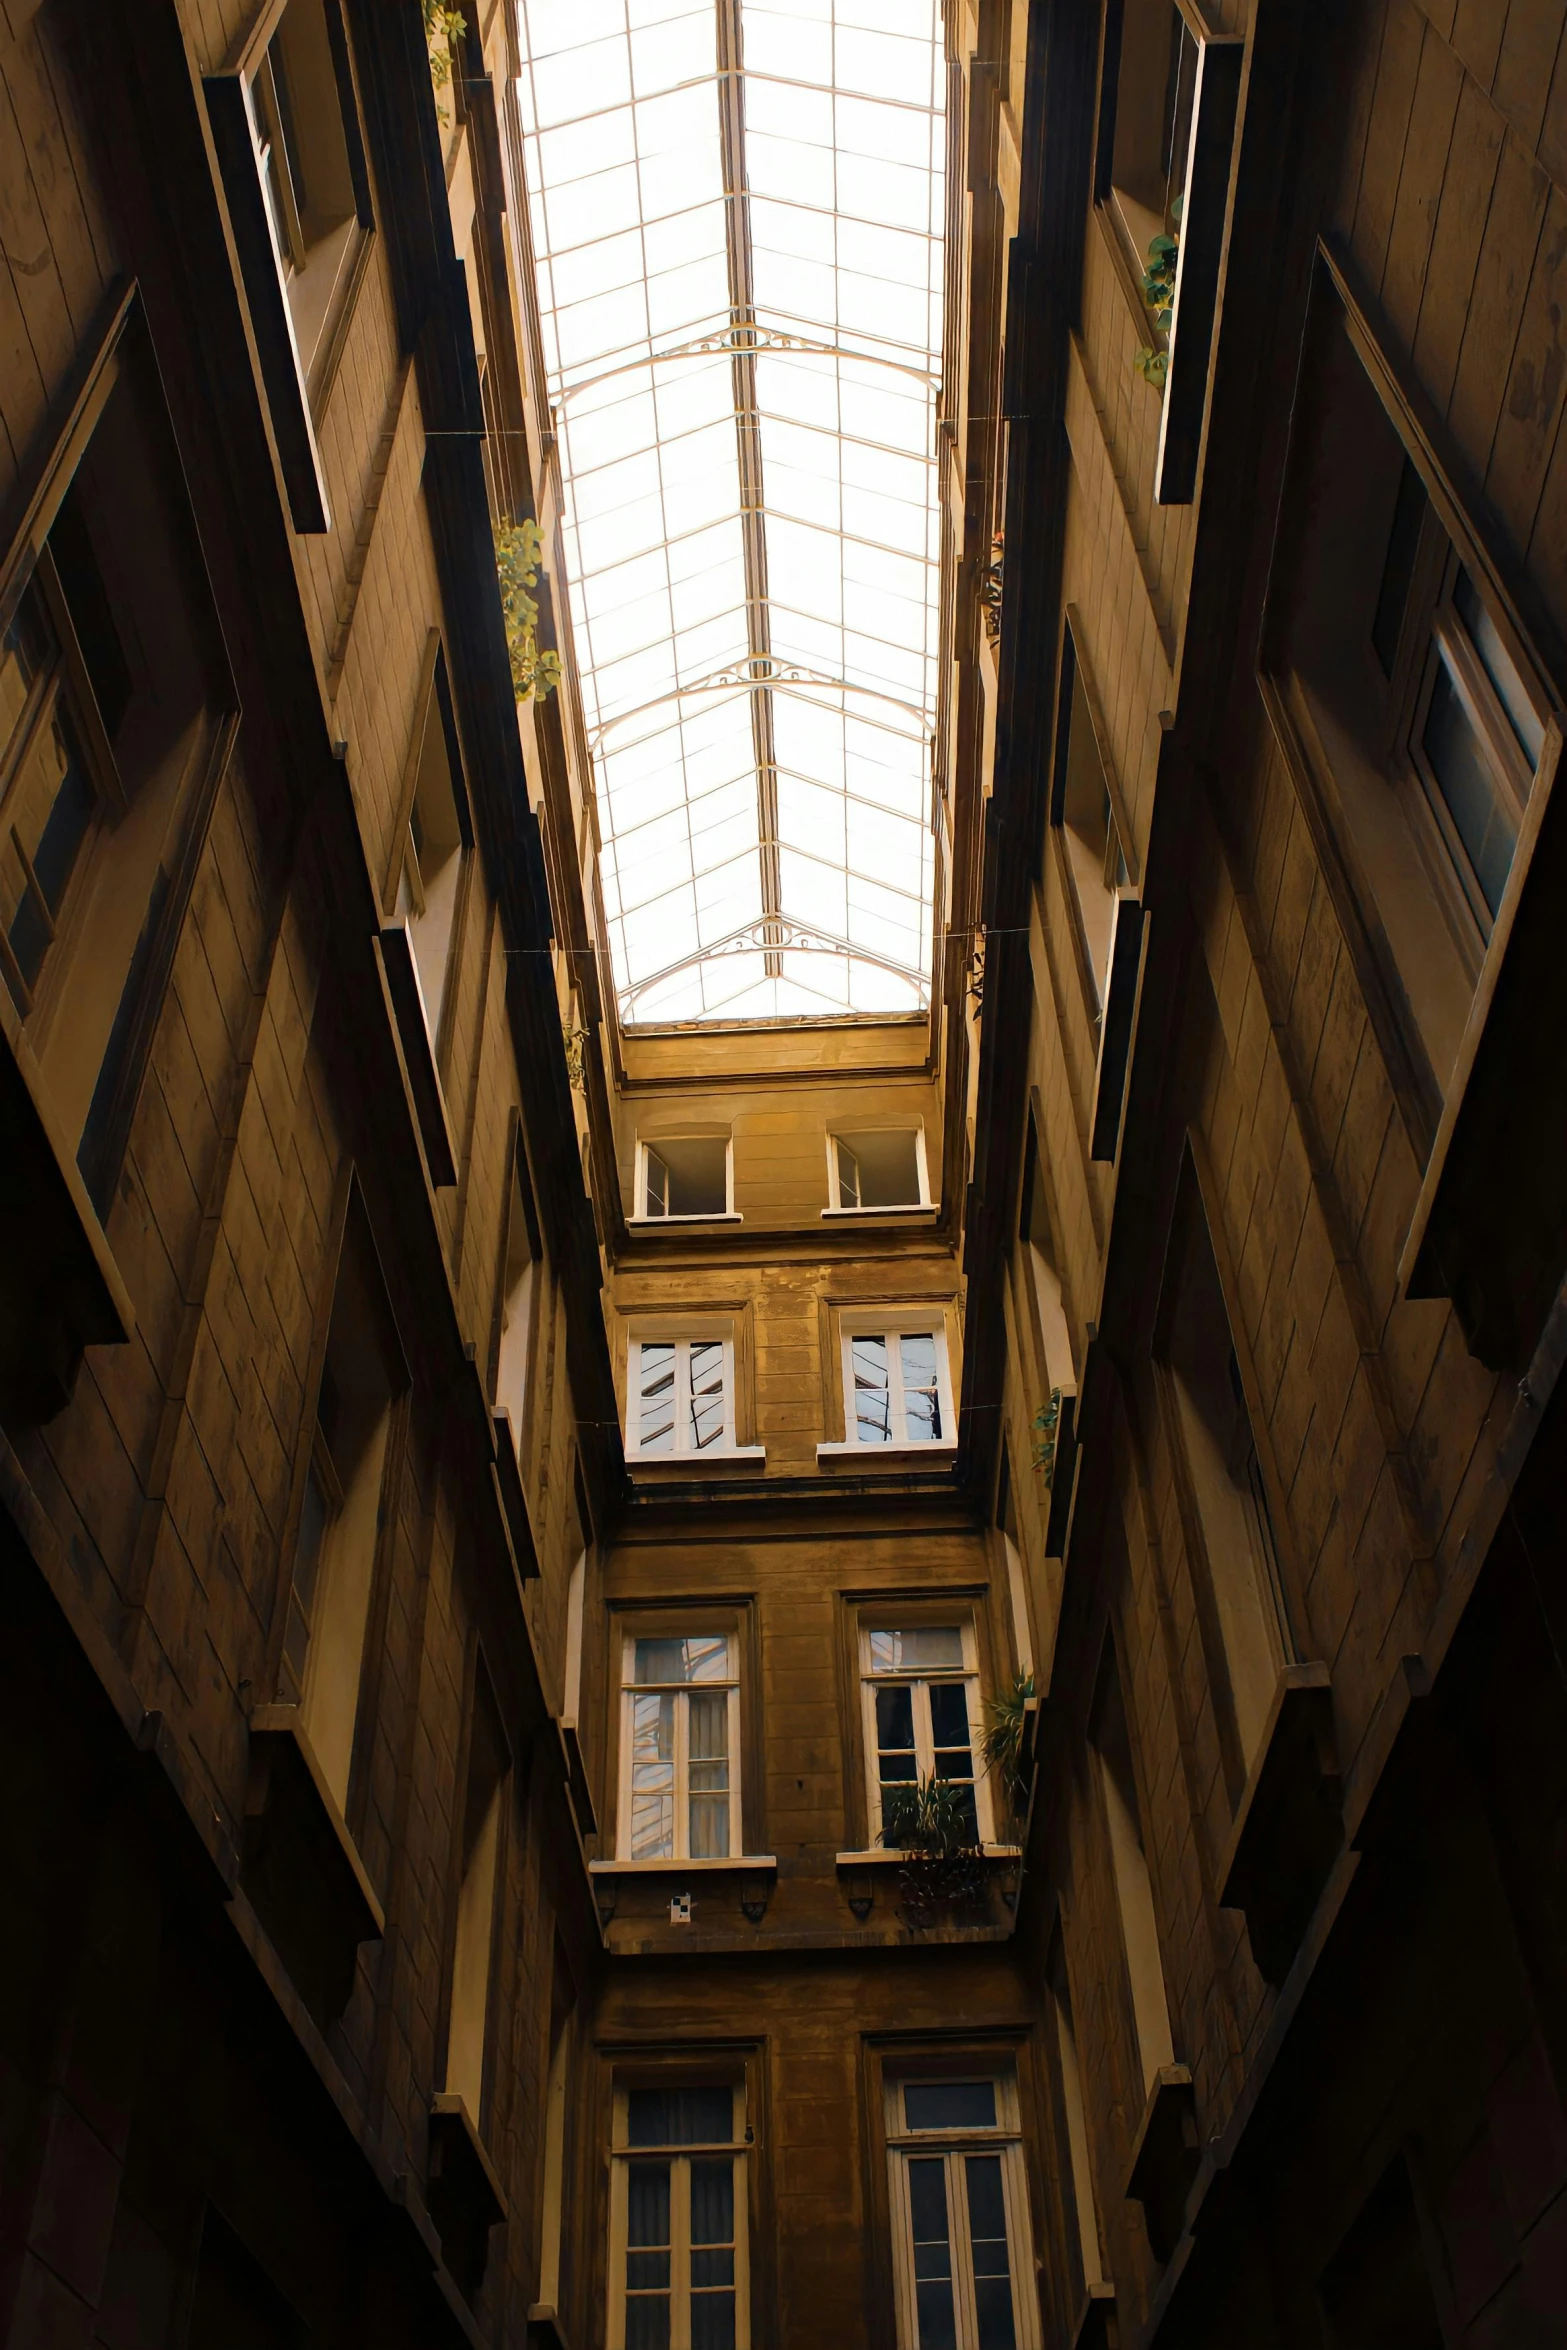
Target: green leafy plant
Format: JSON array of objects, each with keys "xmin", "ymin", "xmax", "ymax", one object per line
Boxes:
[
  {"xmin": 1032, "ymin": 1388, "xmax": 1063, "ymax": 1488},
  {"xmin": 562, "ymin": 1017, "xmax": 587, "ymax": 1091},
  {"xmin": 494, "ymin": 518, "xmax": 562, "ymax": 704},
  {"xmin": 982, "ymin": 1672, "xmax": 1037, "ymax": 1824},
  {"xmin": 883, "ymin": 1774, "xmax": 986, "ymax": 1922},
  {"xmin": 1133, "ymin": 194, "xmax": 1181, "ymax": 391},
  {"xmin": 422, "ymin": 1, "xmax": 467, "ymax": 123}
]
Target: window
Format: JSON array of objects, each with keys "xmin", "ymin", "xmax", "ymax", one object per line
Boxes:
[
  {"xmin": 618, "ymin": 1633, "xmax": 741, "ymax": 1862},
  {"xmin": 1268, "ymin": 271, "xmax": 1559, "ymax": 1116},
  {"xmin": 281, "ymin": 1189, "xmax": 402, "ymax": 1812},
  {"xmin": 839, "ymin": 1321, "xmax": 956, "ymax": 1451},
  {"xmin": 628, "ymin": 1336, "xmax": 736, "ymax": 1458},
  {"xmin": 861, "ymin": 1624, "xmax": 994, "ymax": 1849},
  {"xmin": 1155, "ymin": 1155, "xmax": 1291, "ymax": 1797},
  {"xmin": 245, "ymin": 0, "xmax": 369, "ymax": 402},
  {"xmin": 636, "ymin": 1135, "xmax": 732, "ymax": 1220},
  {"xmin": 884, "ymin": 2071, "xmax": 1040, "ymax": 2350},
  {"xmin": 444, "ymin": 1663, "xmax": 508, "ymax": 2124},
  {"xmin": 610, "ymin": 2082, "xmax": 749, "ymax": 2350},
  {"xmin": 203, "ymin": 0, "xmax": 371, "ymax": 528},
  {"xmin": 1099, "ymin": 0, "xmax": 1198, "ymax": 335},
  {"xmin": 1017, "ymin": 1114, "xmax": 1075, "ymax": 1399},
  {"xmin": 389, "ymin": 641, "xmax": 470, "ymax": 1065},
  {"xmin": 1048, "ymin": 622, "xmax": 1129, "ymax": 1008},
  {"xmin": 1046, "ymin": 1937, "xmax": 1106, "ymax": 2303},
  {"xmin": 830, "ymin": 1129, "xmax": 928, "ymax": 1211},
  {"xmin": 1090, "ymin": 1645, "xmax": 1174, "ymax": 2097},
  {"xmin": 494, "ymin": 1127, "xmax": 541, "ymax": 1455},
  {"xmin": 536, "ymin": 1938, "xmax": 579, "ymax": 2318},
  {"xmin": 1, "ymin": 302, "xmax": 229, "ymax": 1208}
]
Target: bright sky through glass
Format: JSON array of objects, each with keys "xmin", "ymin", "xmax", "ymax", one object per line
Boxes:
[{"xmin": 515, "ymin": 0, "xmax": 944, "ymax": 1023}]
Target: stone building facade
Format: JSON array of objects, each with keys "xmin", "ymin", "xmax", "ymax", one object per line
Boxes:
[{"xmin": 3, "ymin": 0, "xmax": 1567, "ymax": 2346}]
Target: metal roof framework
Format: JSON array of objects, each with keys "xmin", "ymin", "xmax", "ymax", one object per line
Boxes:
[{"xmin": 515, "ymin": 0, "xmax": 944, "ymax": 1023}]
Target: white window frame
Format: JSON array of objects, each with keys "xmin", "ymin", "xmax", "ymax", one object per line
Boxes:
[
  {"xmin": 608, "ymin": 2080, "xmax": 751, "ymax": 2350},
  {"xmin": 821, "ymin": 1313, "xmax": 958, "ymax": 1458},
  {"xmin": 858, "ymin": 1620, "xmax": 995, "ymax": 1850},
  {"xmin": 617, "ymin": 1630, "xmax": 743, "ymax": 1863},
  {"xmin": 884, "ymin": 2069, "xmax": 1041, "ymax": 2350},
  {"xmin": 823, "ymin": 1125, "xmax": 932, "ymax": 1215},
  {"xmin": 633, "ymin": 1133, "xmax": 739, "ymax": 1223},
  {"xmin": 627, "ymin": 1331, "xmax": 760, "ymax": 1461}
]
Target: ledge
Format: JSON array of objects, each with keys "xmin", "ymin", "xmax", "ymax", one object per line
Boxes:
[
  {"xmin": 242, "ymin": 1704, "xmax": 384, "ymax": 2026},
  {"xmin": 820, "ymin": 1204, "xmax": 936, "ymax": 1219},
  {"xmin": 628, "ymin": 1211, "xmax": 742, "ymax": 1226},
  {"xmin": 589, "ymin": 1854, "xmax": 778, "ymax": 1875},
  {"xmin": 1219, "ymin": 1663, "xmax": 1341, "ymax": 1985},
  {"xmin": 527, "ymin": 2309, "xmax": 571, "ymax": 2350},
  {"xmin": 428, "ymin": 2093, "xmax": 506, "ymax": 2297},
  {"xmin": 816, "ymin": 1440, "xmax": 958, "ymax": 1462},
  {"xmin": 1125, "ymin": 2065, "xmax": 1199, "ymax": 2262},
  {"xmin": 1069, "ymin": 2282, "xmax": 1118, "ymax": 2350},
  {"xmin": 835, "ymin": 1845, "xmax": 1021, "ymax": 1866},
  {"xmin": 628, "ymin": 1446, "xmax": 766, "ymax": 1473}
]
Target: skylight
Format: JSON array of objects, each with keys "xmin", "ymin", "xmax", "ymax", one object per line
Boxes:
[{"xmin": 515, "ymin": 0, "xmax": 944, "ymax": 1025}]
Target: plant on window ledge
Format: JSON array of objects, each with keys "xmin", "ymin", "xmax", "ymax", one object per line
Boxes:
[
  {"xmin": 980, "ymin": 530, "xmax": 1004, "ymax": 645},
  {"xmin": 1032, "ymin": 1388, "xmax": 1063, "ymax": 1487},
  {"xmin": 422, "ymin": 0, "xmax": 467, "ymax": 124},
  {"xmin": 494, "ymin": 518, "xmax": 562, "ymax": 703},
  {"xmin": 883, "ymin": 1775, "xmax": 986, "ymax": 1920},
  {"xmin": 1133, "ymin": 194, "xmax": 1181, "ymax": 390},
  {"xmin": 561, "ymin": 1017, "xmax": 588, "ymax": 1091},
  {"xmin": 982, "ymin": 1672, "xmax": 1037, "ymax": 1827}
]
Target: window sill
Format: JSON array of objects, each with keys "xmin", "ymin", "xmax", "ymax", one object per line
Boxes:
[
  {"xmin": 428, "ymin": 2092, "xmax": 506, "ymax": 2295},
  {"xmin": 243, "ymin": 1704, "xmax": 384, "ymax": 2027},
  {"xmin": 820, "ymin": 1203, "xmax": 935, "ymax": 1219},
  {"xmin": 589, "ymin": 1855, "xmax": 778, "ymax": 1875},
  {"xmin": 816, "ymin": 1440, "xmax": 958, "ymax": 1462},
  {"xmin": 1124, "ymin": 2065, "xmax": 1199, "ymax": 2262},
  {"xmin": 628, "ymin": 1211, "xmax": 743, "ymax": 1226},
  {"xmin": 835, "ymin": 1846, "xmax": 1020, "ymax": 1867},
  {"xmin": 627, "ymin": 1445, "xmax": 766, "ymax": 1471},
  {"xmin": 1218, "ymin": 1662, "xmax": 1341, "ymax": 1985}
]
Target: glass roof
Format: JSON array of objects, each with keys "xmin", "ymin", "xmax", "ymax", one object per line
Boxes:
[{"xmin": 515, "ymin": 0, "xmax": 944, "ymax": 1024}]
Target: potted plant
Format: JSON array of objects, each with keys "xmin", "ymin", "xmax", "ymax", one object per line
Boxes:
[
  {"xmin": 982, "ymin": 1672, "xmax": 1038, "ymax": 1836},
  {"xmin": 883, "ymin": 1775, "xmax": 986, "ymax": 1923}
]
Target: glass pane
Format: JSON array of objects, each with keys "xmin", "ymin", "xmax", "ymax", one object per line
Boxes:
[
  {"xmin": 1455, "ymin": 566, "xmax": 1545, "ymax": 764},
  {"xmin": 869, "ymin": 1628, "xmax": 964, "ymax": 1674},
  {"xmin": 630, "ymin": 1692, "xmax": 676, "ymax": 1858},
  {"xmin": 928, "ymin": 1682, "xmax": 974, "ymax": 1776},
  {"xmin": 689, "ymin": 1339, "xmax": 727, "ymax": 1449},
  {"xmin": 626, "ymin": 2158, "xmax": 672, "ymax": 2350},
  {"xmin": 1423, "ymin": 656, "xmax": 1519, "ymax": 919},
  {"xmin": 638, "ymin": 1341, "xmax": 677, "ymax": 1453},
  {"xmin": 907, "ymin": 2157, "xmax": 956, "ymax": 2350},
  {"xmin": 691, "ymin": 2295, "xmax": 737, "ymax": 2350},
  {"xmin": 904, "ymin": 2080, "xmax": 997, "ymax": 2132},
  {"xmin": 899, "ymin": 1332, "xmax": 943, "ymax": 1442},
  {"xmin": 628, "ymin": 2087, "xmax": 736, "ymax": 2146},
  {"xmin": 2, "ymin": 690, "xmax": 94, "ymax": 996},
  {"xmin": 635, "ymin": 1636, "xmax": 731, "ymax": 1684},
  {"xmin": 691, "ymin": 2155, "xmax": 735, "ymax": 2244},
  {"xmin": 876, "ymin": 1683, "xmax": 917, "ymax": 1781},
  {"xmin": 687, "ymin": 1689, "xmax": 731, "ymax": 1857},
  {"xmin": 965, "ymin": 2155, "xmax": 1016, "ymax": 2350},
  {"xmin": 852, "ymin": 1333, "xmax": 891, "ymax": 1443}
]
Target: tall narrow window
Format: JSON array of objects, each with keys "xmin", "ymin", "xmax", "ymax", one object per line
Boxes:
[
  {"xmin": 394, "ymin": 652, "xmax": 470, "ymax": 1062},
  {"xmin": 537, "ymin": 1938, "xmax": 578, "ymax": 2315},
  {"xmin": 885, "ymin": 2072, "xmax": 1041, "ymax": 2350},
  {"xmin": 609, "ymin": 2083, "xmax": 749, "ymax": 2350},
  {"xmin": 618, "ymin": 1633, "xmax": 741, "ymax": 1862},
  {"xmin": 628, "ymin": 1336, "xmax": 735, "ymax": 1457},
  {"xmin": 1048, "ymin": 625, "xmax": 1128, "ymax": 1007},
  {"xmin": 1046, "ymin": 1937, "xmax": 1106, "ymax": 2300},
  {"xmin": 1269, "ymin": 282, "xmax": 1558, "ymax": 1107},
  {"xmin": 1156, "ymin": 1157, "xmax": 1290, "ymax": 1796},
  {"xmin": 1090, "ymin": 1645, "xmax": 1174, "ymax": 2097},
  {"xmin": 840, "ymin": 1321, "xmax": 955, "ymax": 1450},
  {"xmin": 861, "ymin": 1624, "xmax": 993, "ymax": 1849},
  {"xmin": 494, "ymin": 1131, "xmax": 541, "ymax": 1454},
  {"xmin": 1099, "ymin": 0, "xmax": 1198, "ymax": 357},
  {"xmin": 281, "ymin": 1191, "xmax": 402, "ymax": 1813},
  {"xmin": 249, "ymin": 0, "xmax": 369, "ymax": 399},
  {"xmin": 1, "ymin": 306, "xmax": 228, "ymax": 1204},
  {"xmin": 445, "ymin": 1664, "xmax": 508, "ymax": 2124},
  {"xmin": 1017, "ymin": 1114, "xmax": 1075, "ymax": 1397}
]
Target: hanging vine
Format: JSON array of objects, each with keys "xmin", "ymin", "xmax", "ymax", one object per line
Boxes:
[{"xmin": 494, "ymin": 518, "xmax": 562, "ymax": 704}]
